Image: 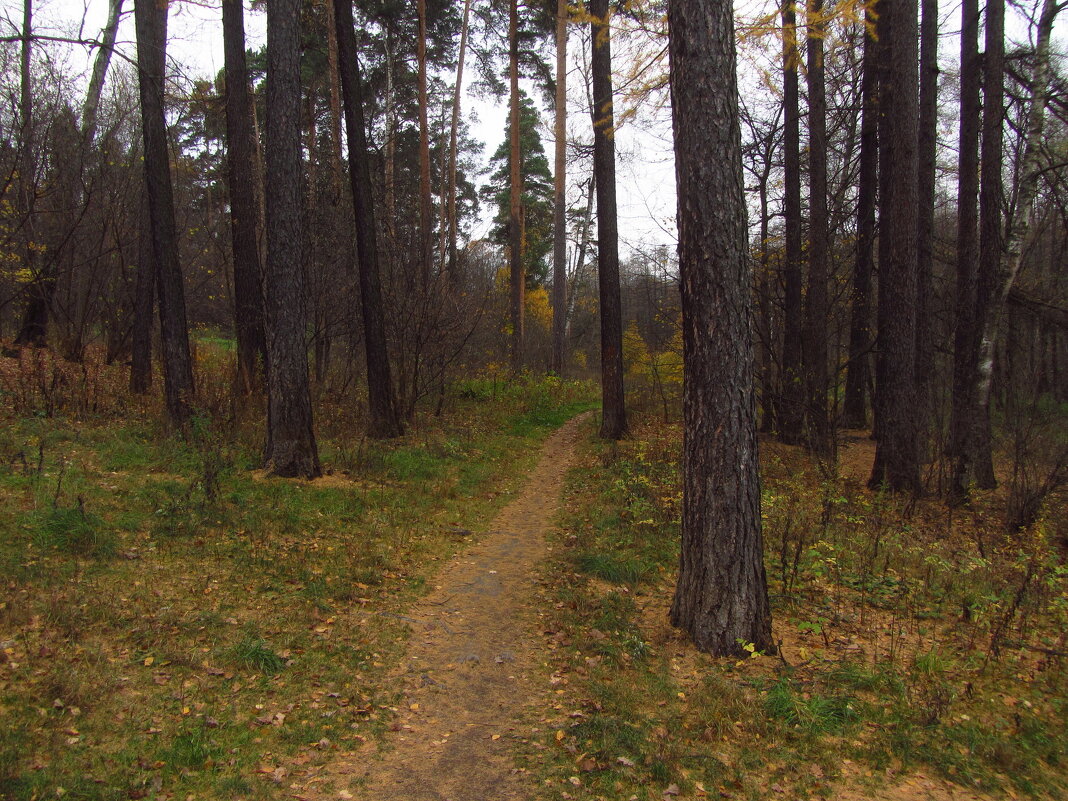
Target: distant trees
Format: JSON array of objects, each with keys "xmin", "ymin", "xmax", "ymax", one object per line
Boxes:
[
  {"xmin": 134, "ymin": 0, "xmax": 195, "ymax": 426},
  {"xmin": 2, "ymin": 0, "xmax": 1064, "ymax": 521},
  {"xmin": 334, "ymin": 0, "xmax": 404, "ymax": 439}
]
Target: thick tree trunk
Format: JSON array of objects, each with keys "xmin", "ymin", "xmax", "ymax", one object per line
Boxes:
[
  {"xmin": 590, "ymin": 0, "xmax": 627, "ymax": 439},
  {"xmin": 334, "ymin": 0, "xmax": 404, "ymax": 439},
  {"xmin": 779, "ymin": 1, "xmax": 804, "ymax": 445},
  {"xmin": 223, "ymin": 0, "xmax": 267, "ymax": 396},
  {"xmin": 263, "ymin": 0, "xmax": 320, "ymax": 477},
  {"xmin": 550, "ymin": 0, "xmax": 568, "ymax": 375},
  {"xmin": 508, "ymin": 0, "xmax": 524, "ymax": 371},
  {"xmin": 803, "ymin": 0, "xmax": 830, "ymax": 455},
  {"xmin": 135, "ymin": 0, "xmax": 195, "ymax": 426},
  {"xmin": 668, "ymin": 0, "xmax": 773, "ymax": 656},
  {"xmin": 869, "ymin": 0, "xmax": 920, "ymax": 493},
  {"xmin": 915, "ymin": 0, "xmax": 938, "ymax": 455},
  {"xmin": 842, "ymin": 6, "xmax": 878, "ymax": 430},
  {"xmin": 129, "ymin": 189, "xmax": 155, "ymax": 394},
  {"xmin": 948, "ymin": 0, "xmax": 983, "ymax": 498}
]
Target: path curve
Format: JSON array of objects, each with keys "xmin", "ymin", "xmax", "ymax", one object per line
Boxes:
[{"xmin": 305, "ymin": 413, "xmax": 590, "ymax": 800}]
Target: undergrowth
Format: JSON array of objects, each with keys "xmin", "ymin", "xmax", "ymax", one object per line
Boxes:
[
  {"xmin": 528, "ymin": 417, "xmax": 1068, "ymax": 800},
  {"xmin": 0, "ymin": 351, "xmax": 596, "ymax": 801}
]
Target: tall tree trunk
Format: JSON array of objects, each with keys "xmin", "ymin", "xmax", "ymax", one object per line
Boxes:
[
  {"xmin": 323, "ymin": 0, "xmax": 343, "ymax": 200},
  {"xmin": 223, "ymin": 0, "xmax": 267, "ymax": 396},
  {"xmin": 135, "ymin": 0, "xmax": 195, "ymax": 426},
  {"xmin": 14, "ymin": 0, "xmax": 49, "ymax": 348},
  {"xmin": 869, "ymin": 0, "xmax": 920, "ymax": 492},
  {"xmin": 842, "ymin": 7, "xmax": 878, "ymax": 429},
  {"xmin": 384, "ymin": 29, "xmax": 397, "ymax": 226},
  {"xmin": 508, "ymin": 0, "xmax": 524, "ymax": 370},
  {"xmin": 417, "ymin": 0, "xmax": 433, "ymax": 285},
  {"xmin": 446, "ymin": 0, "xmax": 472, "ymax": 280},
  {"xmin": 263, "ymin": 0, "xmax": 320, "ymax": 477},
  {"xmin": 948, "ymin": 0, "xmax": 982, "ymax": 498},
  {"xmin": 129, "ymin": 187, "xmax": 155, "ymax": 394},
  {"xmin": 969, "ymin": 0, "xmax": 1005, "ymax": 489},
  {"xmin": 550, "ymin": 0, "xmax": 568, "ymax": 375},
  {"xmin": 915, "ymin": 0, "xmax": 938, "ymax": 455},
  {"xmin": 668, "ymin": 0, "xmax": 773, "ymax": 656},
  {"xmin": 803, "ymin": 0, "xmax": 830, "ymax": 455},
  {"xmin": 590, "ymin": 0, "xmax": 626, "ymax": 439},
  {"xmin": 779, "ymin": 0, "xmax": 804, "ymax": 445},
  {"xmin": 334, "ymin": 0, "xmax": 404, "ymax": 439}
]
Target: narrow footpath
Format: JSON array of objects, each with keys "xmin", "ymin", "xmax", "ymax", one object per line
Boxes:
[{"xmin": 296, "ymin": 413, "xmax": 590, "ymax": 800}]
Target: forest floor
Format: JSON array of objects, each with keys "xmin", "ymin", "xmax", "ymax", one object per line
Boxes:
[
  {"xmin": 283, "ymin": 414, "xmax": 1061, "ymax": 801},
  {"xmin": 282, "ymin": 412, "xmax": 592, "ymax": 800},
  {"xmin": 1, "ymin": 350, "xmax": 1064, "ymax": 800}
]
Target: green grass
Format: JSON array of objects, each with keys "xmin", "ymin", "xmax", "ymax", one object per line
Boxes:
[
  {"xmin": 529, "ymin": 416, "xmax": 1068, "ymax": 800},
  {"xmin": 0, "ymin": 370, "xmax": 597, "ymax": 800}
]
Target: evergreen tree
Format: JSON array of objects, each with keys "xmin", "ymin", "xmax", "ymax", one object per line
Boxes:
[{"xmin": 481, "ymin": 92, "xmax": 555, "ymax": 287}]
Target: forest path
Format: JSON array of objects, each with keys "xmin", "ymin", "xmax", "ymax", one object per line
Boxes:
[{"xmin": 294, "ymin": 412, "xmax": 591, "ymax": 800}]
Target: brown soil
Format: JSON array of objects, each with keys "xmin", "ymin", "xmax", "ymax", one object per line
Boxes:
[{"xmin": 288, "ymin": 413, "xmax": 592, "ymax": 800}]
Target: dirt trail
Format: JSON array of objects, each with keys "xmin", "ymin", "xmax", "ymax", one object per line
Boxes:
[{"xmin": 300, "ymin": 413, "xmax": 590, "ymax": 800}]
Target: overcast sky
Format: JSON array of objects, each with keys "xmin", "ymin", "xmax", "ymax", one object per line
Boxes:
[
  {"xmin": 7, "ymin": 0, "xmax": 678, "ymax": 257},
  {"xmin": 5, "ymin": 0, "xmax": 1062, "ymax": 262}
]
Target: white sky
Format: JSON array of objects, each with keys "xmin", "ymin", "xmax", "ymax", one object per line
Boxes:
[
  {"xmin": 4, "ymin": 0, "xmax": 1063, "ymax": 262},
  {"xmin": 5, "ymin": 0, "xmax": 678, "ymax": 257}
]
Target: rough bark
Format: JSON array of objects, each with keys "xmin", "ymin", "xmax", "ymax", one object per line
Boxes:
[
  {"xmin": 334, "ymin": 0, "xmax": 404, "ymax": 439},
  {"xmin": 550, "ymin": 0, "xmax": 568, "ymax": 375},
  {"xmin": 948, "ymin": 0, "xmax": 982, "ymax": 498},
  {"xmin": 779, "ymin": 0, "xmax": 804, "ymax": 445},
  {"xmin": 134, "ymin": 0, "xmax": 195, "ymax": 426},
  {"xmin": 263, "ymin": 0, "xmax": 320, "ymax": 477},
  {"xmin": 129, "ymin": 188, "xmax": 155, "ymax": 394},
  {"xmin": 667, "ymin": 0, "xmax": 773, "ymax": 656},
  {"xmin": 223, "ymin": 0, "xmax": 267, "ymax": 396},
  {"xmin": 508, "ymin": 0, "xmax": 524, "ymax": 371},
  {"xmin": 869, "ymin": 0, "xmax": 921, "ymax": 493},
  {"xmin": 803, "ymin": 0, "xmax": 830, "ymax": 455},
  {"xmin": 590, "ymin": 0, "xmax": 627, "ymax": 440},
  {"xmin": 842, "ymin": 6, "xmax": 878, "ymax": 429},
  {"xmin": 915, "ymin": 0, "xmax": 938, "ymax": 453}
]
